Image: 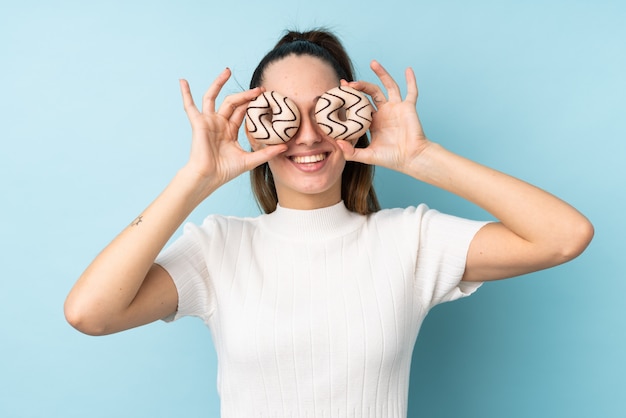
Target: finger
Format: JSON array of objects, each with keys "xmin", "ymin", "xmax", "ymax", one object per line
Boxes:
[
  {"xmin": 217, "ymin": 86, "xmax": 263, "ymax": 120},
  {"xmin": 179, "ymin": 79, "xmax": 200, "ymax": 117},
  {"xmin": 370, "ymin": 60, "xmax": 402, "ymax": 102},
  {"xmin": 230, "ymin": 103, "xmax": 249, "ymax": 127},
  {"xmin": 201, "ymin": 67, "xmax": 232, "ymax": 114},
  {"xmin": 336, "ymin": 139, "xmax": 373, "ymax": 165},
  {"xmin": 245, "ymin": 143, "xmax": 288, "ymax": 169},
  {"xmin": 345, "ymin": 80, "xmax": 387, "ymax": 109},
  {"xmin": 405, "ymin": 67, "xmax": 418, "ymax": 104}
]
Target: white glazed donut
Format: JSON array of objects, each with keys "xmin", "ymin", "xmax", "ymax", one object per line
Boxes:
[
  {"xmin": 314, "ymin": 86, "xmax": 373, "ymax": 141},
  {"xmin": 245, "ymin": 91, "xmax": 301, "ymax": 144}
]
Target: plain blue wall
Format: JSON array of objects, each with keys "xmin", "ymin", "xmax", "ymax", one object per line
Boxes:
[{"xmin": 1, "ymin": 0, "xmax": 624, "ymax": 417}]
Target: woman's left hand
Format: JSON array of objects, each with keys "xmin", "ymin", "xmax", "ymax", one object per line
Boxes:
[
  {"xmin": 337, "ymin": 60, "xmax": 430, "ymax": 173},
  {"xmin": 342, "ymin": 63, "xmax": 593, "ymax": 284}
]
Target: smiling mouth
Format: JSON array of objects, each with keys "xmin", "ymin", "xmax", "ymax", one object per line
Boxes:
[{"xmin": 290, "ymin": 153, "xmax": 328, "ymax": 164}]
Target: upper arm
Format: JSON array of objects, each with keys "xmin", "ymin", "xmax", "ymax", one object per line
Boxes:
[
  {"xmin": 82, "ymin": 264, "xmax": 179, "ymax": 335},
  {"xmin": 65, "ymin": 264, "xmax": 179, "ymax": 336},
  {"xmin": 112, "ymin": 263, "xmax": 179, "ymax": 332},
  {"xmin": 462, "ymin": 222, "xmax": 572, "ymax": 282}
]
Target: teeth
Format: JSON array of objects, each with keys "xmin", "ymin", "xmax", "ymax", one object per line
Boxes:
[{"xmin": 292, "ymin": 153, "xmax": 326, "ymax": 164}]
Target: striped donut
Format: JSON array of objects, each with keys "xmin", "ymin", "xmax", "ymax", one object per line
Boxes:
[
  {"xmin": 245, "ymin": 91, "xmax": 301, "ymax": 144},
  {"xmin": 314, "ymin": 86, "xmax": 373, "ymax": 141}
]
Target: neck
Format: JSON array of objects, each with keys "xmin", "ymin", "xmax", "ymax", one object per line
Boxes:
[
  {"xmin": 261, "ymin": 200, "xmax": 363, "ymax": 241},
  {"xmin": 276, "ymin": 190, "xmax": 342, "ymax": 211}
]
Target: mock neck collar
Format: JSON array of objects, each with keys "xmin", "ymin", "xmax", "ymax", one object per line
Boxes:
[{"xmin": 260, "ymin": 201, "xmax": 364, "ymax": 241}]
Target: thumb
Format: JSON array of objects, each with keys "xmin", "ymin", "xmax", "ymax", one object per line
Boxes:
[
  {"xmin": 336, "ymin": 139, "xmax": 371, "ymax": 164},
  {"xmin": 245, "ymin": 144, "xmax": 288, "ymax": 169}
]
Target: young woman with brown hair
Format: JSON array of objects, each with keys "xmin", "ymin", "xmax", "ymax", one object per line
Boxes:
[{"xmin": 65, "ymin": 29, "xmax": 593, "ymax": 418}]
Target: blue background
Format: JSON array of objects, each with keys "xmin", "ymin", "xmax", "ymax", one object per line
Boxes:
[{"xmin": 1, "ymin": 0, "xmax": 624, "ymax": 417}]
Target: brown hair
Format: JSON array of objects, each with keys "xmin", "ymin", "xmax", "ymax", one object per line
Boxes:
[{"xmin": 249, "ymin": 29, "xmax": 380, "ymax": 215}]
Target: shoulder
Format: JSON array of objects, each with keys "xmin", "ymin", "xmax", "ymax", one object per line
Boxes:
[
  {"xmin": 182, "ymin": 213, "xmax": 263, "ymax": 243},
  {"xmin": 367, "ymin": 204, "xmax": 487, "ymax": 245},
  {"xmin": 367, "ymin": 204, "xmax": 431, "ymax": 228}
]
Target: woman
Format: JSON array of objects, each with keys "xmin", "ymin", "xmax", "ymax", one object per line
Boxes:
[{"xmin": 65, "ymin": 29, "xmax": 593, "ymax": 417}]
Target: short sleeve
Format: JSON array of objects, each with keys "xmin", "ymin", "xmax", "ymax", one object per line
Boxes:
[
  {"xmin": 410, "ymin": 206, "xmax": 489, "ymax": 309},
  {"xmin": 155, "ymin": 222, "xmax": 214, "ymax": 323}
]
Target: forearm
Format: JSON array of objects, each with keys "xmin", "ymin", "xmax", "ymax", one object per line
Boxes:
[
  {"xmin": 406, "ymin": 142, "xmax": 592, "ymax": 256},
  {"xmin": 345, "ymin": 62, "xmax": 592, "ymax": 280},
  {"xmin": 65, "ymin": 167, "xmax": 217, "ymax": 326}
]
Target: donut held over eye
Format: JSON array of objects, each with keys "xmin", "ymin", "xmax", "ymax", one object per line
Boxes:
[
  {"xmin": 314, "ymin": 86, "xmax": 374, "ymax": 141},
  {"xmin": 245, "ymin": 91, "xmax": 301, "ymax": 145}
]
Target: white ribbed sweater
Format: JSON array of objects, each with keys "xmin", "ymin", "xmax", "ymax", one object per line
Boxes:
[{"xmin": 157, "ymin": 202, "xmax": 486, "ymax": 418}]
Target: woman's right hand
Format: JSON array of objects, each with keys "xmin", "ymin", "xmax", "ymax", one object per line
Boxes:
[
  {"xmin": 66, "ymin": 69, "xmax": 289, "ymax": 336},
  {"xmin": 179, "ymin": 68, "xmax": 287, "ymax": 193}
]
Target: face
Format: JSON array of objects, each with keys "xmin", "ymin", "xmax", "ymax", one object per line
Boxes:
[{"xmin": 248, "ymin": 54, "xmax": 350, "ymax": 210}]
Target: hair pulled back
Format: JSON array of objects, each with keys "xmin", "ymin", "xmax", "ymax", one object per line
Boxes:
[{"xmin": 249, "ymin": 29, "xmax": 380, "ymax": 215}]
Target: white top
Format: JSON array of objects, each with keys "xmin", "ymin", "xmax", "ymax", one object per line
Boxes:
[{"xmin": 157, "ymin": 202, "xmax": 488, "ymax": 418}]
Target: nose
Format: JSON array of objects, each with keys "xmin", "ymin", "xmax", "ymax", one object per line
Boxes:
[{"xmin": 293, "ymin": 112, "xmax": 322, "ymax": 146}]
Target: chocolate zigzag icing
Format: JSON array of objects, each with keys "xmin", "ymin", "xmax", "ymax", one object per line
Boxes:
[
  {"xmin": 270, "ymin": 93, "xmax": 300, "ymax": 142},
  {"xmin": 246, "ymin": 92, "xmax": 301, "ymax": 144},
  {"xmin": 315, "ymin": 94, "xmax": 348, "ymax": 138},
  {"xmin": 246, "ymin": 93, "xmax": 272, "ymax": 140},
  {"xmin": 315, "ymin": 86, "xmax": 373, "ymax": 141}
]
